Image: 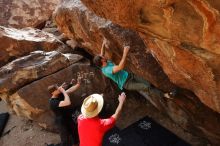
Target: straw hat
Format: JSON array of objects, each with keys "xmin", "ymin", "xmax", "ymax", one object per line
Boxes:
[{"xmin": 81, "ymin": 94, "xmax": 104, "ymax": 118}]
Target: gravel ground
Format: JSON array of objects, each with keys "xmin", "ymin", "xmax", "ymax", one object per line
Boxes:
[{"xmin": 0, "ymin": 101, "xmax": 60, "ymax": 146}]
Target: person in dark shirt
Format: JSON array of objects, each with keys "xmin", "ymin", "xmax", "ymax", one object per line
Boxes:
[{"xmin": 48, "ymin": 78, "xmax": 81, "ymax": 146}]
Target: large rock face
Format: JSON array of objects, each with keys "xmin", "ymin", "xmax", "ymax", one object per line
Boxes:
[
  {"xmin": 0, "ymin": 26, "xmax": 68, "ymax": 67},
  {"xmin": 80, "ymin": 0, "xmax": 220, "ymax": 116},
  {"xmin": 6, "ymin": 62, "xmax": 119, "ymax": 131},
  {"xmin": 0, "ymin": 51, "xmax": 82, "ymax": 94},
  {"xmin": 0, "ymin": 0, "xmax": 61, "ymax": 28},
  {"xmin": 54, "ymin": 0, "xmax": 176, "ymax": 92},
  {"xmin": 0, "ymin": 50, "xmax": 119, "ymax": 131},
  {"xmin": 54, "ymin": 0, "xmax": 220, "ymax": 145},
  {"xmin": 80, "ymin": 0, "xmax": 220, "ymax": 115},
  {"xmin": 0, "ymin": 50, "xmax": 205, "ymax": 145}
]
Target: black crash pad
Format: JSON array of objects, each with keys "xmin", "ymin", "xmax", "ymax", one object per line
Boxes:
[
  {"xmin": 0, "ymin": 112, "xmax": 9, "ymax": 137},
  {"xmin": 46, "ymin": 144, "xmax": 61, "ymax": 146},
  {"xmin": 103, "ymin": 127, "xmax": 123, "ymax": 146},
  {"xmin": 103, "ymin": 116, "xmax": 190, "ymax": 146}
]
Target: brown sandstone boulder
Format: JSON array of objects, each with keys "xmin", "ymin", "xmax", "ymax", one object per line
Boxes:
[
  {"xmin": 79, "ymin": 0, "xmax": 220, "ymax": 114},
  {"xmin": 0, "ymin": 50, "xmax": 118, "ymax": 131},
  {"xmin": 54, "ymin": 0, "xmax": 220, "ymax": 144},
  {"xmin": 0, "ymin": 46, "xmax": 218, "ymax": 144},
  {"xmin": 0, "ymin": 0, "xmax": 61, "ymax": 28},
  {"xmin": 54, "ymin": 0, "xmax": 176, "ymax": 92},
  {"xmin": 1, "ymin": 60, "xmax": 119, "ymax": 131},
  {"xmin": 0, "ymin": 51, "xmax": 83, "ymax": 94},
  {"xmin": 0, "ymin": 26, "xmax": 69, "ymax": 67},
  {"xmin": 29, "ymin": 65, "xmax": 117, "ymax": 130}
]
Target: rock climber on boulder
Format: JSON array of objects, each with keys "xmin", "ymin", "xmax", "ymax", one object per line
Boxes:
[{"xmin": 93, "ymin": 38, "xmax": 176, "ymax": 99}]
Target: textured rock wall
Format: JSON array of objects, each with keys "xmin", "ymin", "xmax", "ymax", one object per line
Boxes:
[
  {"xmin": 1, "ymin": 0, "xmax": 220, "ymax": 144},
  {"xmin": 0, "ymin": 26, "xmax": 68, "ymax": 67},
  {"xmin": 54, "ymin": 0, "xmax": 176, "ymax": 92},
  {"xmin": 0, "ymin": 0, "xmax": 61, "ymax": 28},
  {"xmin": 7, "ymin": 62, "xmax": 118, "ymax": 131},
  {"xmin": 0, "ymin": 51, "xmax": 82, "ymax": 94},
  {"xmin": 54, "ymin": 0, "xmax": 220, "ymax": 145},
  {"xmin": 0, "ymin": 50, "xmax": 118, "ymax": 130},
  {"xmin": 80, "ymin": 0, "xmax": 220, "ymax": 114}
]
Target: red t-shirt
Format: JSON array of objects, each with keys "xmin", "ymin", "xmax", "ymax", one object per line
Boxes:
[{"xmin": 78, "ymin": 114, "xmax": 116, "ymax": 146}]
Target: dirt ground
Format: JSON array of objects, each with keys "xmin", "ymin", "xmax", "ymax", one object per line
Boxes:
[{"xmin": 0, "ymin": 101, "xmax": 60, "ymax": 146}]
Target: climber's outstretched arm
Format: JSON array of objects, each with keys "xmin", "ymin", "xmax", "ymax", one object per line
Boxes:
[
  {"xmin": 112, "ymin": 46, "xmax": 130, "ymax": 73},
  {"xmin": 100, "ymin": 38, "xmax": 107, "ymax": 57}
]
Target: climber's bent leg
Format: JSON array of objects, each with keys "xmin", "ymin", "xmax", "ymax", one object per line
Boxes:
[{"xmin": 123, "ymin": 73, "xmax": 164, "ymax": 98}]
